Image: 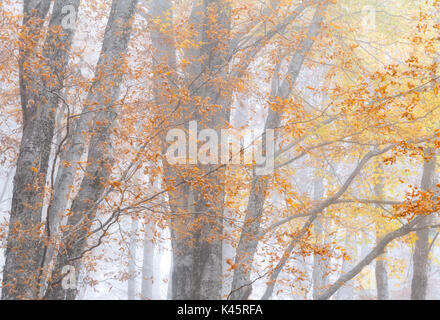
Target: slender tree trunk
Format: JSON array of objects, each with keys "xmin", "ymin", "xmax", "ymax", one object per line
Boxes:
[
  {"xmin": 3, "ymin": 0, "xmax": 79, "ymax": 300},
  {"xmin": 312, "ymin": 177, "xmax": 328, "ymax": 300},
  {"xmin": 374, "ymin": 164, "xmax": 389, "ymax": 300},
  {"xmin": 231, "ymin": 2, "xmax": 328, "ymax": 299},
  {"xmin": 411, "ymin": 148, "xmax": 436, "ymax": 300},
  {"xmin": 336, "ymin": 233, "xmax": 355, "ymax": 300},
  {"xmin": 152, "ymin": 0, "xmax": 232, "ymax": 300},
  {"xmin": 141, "ymin": 220, "xmax": 155, "ymax": 300},
  {"xmin": 222, "ymin": 207, "xmax": 236, "ymax": 298},
  {"xmin": 44, "ymin": 0, "xmax": 139, "ymax": 300},
  {"xmin": 359, "ymin": 231, "xmax": 372, "ymax": 299},
  {"xmin": 167, "ymin": 254, "xmax": 173, "ymax": 300},
  {"xmin": 128, "ymin": 218, "xmax": 138, "ymax": 300},
  {"xmin": 375, "ymin": 255, "xmax": 388, "ymax": 300}
]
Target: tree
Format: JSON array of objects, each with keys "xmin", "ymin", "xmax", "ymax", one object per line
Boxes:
[
  {"xmin": 411, "ymin": 148, "xmax": 436, "ymax": 300},
  {"xmin": 2, "ymin": 0, "xmax": 80, "ymax": 300},
  {"xmin": 44, "ymin": 0, "xmax": 139, "ymax": 300}
]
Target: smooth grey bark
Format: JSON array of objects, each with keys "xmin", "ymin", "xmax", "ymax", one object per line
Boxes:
[
  {"xmin": 222, "ymin": 207, "xmax": 236, "ymax": 298},
  {"xmin": 312, "ymin": 177, "xmax": 328, "ymax": 300},
  {"xmin": 375, "ymin": 255, "xmax": 388, "ymax": 300},
  {"xmin": 2, "ymin": 0, "xmax": 80, "ymax": 300},
  {"xmin": 411, "ymin": 148, "xmax": 436, "ymax": 300},
  {"xmin": 221, "ymin": 97, "xmax": 249, "ymax": 298},
  {"xmin": 358, "ymin": 231, "xmax": 372, "ymax": 299},
  {"xmin": 44, "ymin": 0, "xmax": 139, "ymax": 300},
  {"xmin": 167, "ymin": 255, "xmax": 173, "ymax": 300},
  {"xmin": 230, "ymin": 2, "xmax": 328, "ymax": 299},
  {"xmin": 336, "ymin": 233, "xmax": 355, "ymax": 300},
  {"xmin": 0, "ymin": 169, "xmax": 13, "ymax": 205},
  {"xmin": 145, "ymin": 0, "xmax": 194, "ymax": 301},
  {"xmin": 128, "ymin": 218, "xmax": 139, "ymax": 300},
  {"xmin": 151, "ymin": 0, "xmax": 232, "ymax": 300},
  {"xmin": 374, "ymin": 165, "xmax": 389, "ymax": 300},
  {"xmin": 179, "ymin": 0, "xmax": 231, "ymax": 298},
  {"xmin": 141, "ymin": 220, "xmax": 155, "ymax": 300},
  {"xmin": 46, "ymin": 1, "xmax": 137, "ymax": 235}
]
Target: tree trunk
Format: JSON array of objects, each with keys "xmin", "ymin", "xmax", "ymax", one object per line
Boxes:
[
  {"xmin": 151, "ymin": 0, "xmax": 232, "ymax": 300},
  {"xmin": 336, "ymin": 233, "xmax": 355, "ymax": 300},
  {"xmin": 2, "ymin": 0, "xmax": 80, "ymax": 300},
  {"xmin": 141, "ymin": 220, "xmax": 155, "ymax": 300},
  {"xmin": 317, "ymin": 215, "xmax": 426, "ymax": 300},
  {"xmin": 411, "ymin": 148, "xmax": 436, "ymax": 300},
  {"xmin": 375, "ymin": 256, "xmax": 388, "ymax": 300},
  {"xmin": 312, "ymin": 177, "xmax": 328, "ymax": 300},
  {"xmin": 374, "ymin": 164, "xmax": 389, "ymax": 300},
  {"xmin": 44, "ymin": 0, "xmax": 139, "ymax": 300},
  {"xmin": 230, "ymin": 2, "xmax": 328, "ymax": 299},
  {"xmin": 128, "ymin": 218, "xmax": 138, "ymax": 300}
]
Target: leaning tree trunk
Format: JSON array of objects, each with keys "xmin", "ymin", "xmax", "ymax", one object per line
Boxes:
[
  {"xmin": 230, "ymin": 2, "xmax": 328, "ymax": 299},
  {"xmin": 151, "ymin": 0, "xmax": 232, "ymax": 300},
  {"xmin": 2, "ymin": 0, "xmax": 80, "ymax": 300},
  {"xmin": 375, "ymin": 252, "xmax": 388, "ymax": 300},
  {"xmin": 44, "ymin": 0, "xmax": 139, "ymax": 300},
  {"xmin": 141, "ymin": 220, "xmax": 155, "ymax": 300},
  {"xmin": 411, "ymin": 148, "xmax": 436, "ymax": 300}
]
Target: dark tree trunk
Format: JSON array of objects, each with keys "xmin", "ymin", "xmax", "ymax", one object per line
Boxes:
[
  {"xmin": 411, "ymin": 148, "xmax": 436, "ymax": 300},
  {"xmin": 44, "ymin": 0, "xmax": 139, "ymax": 300}
]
